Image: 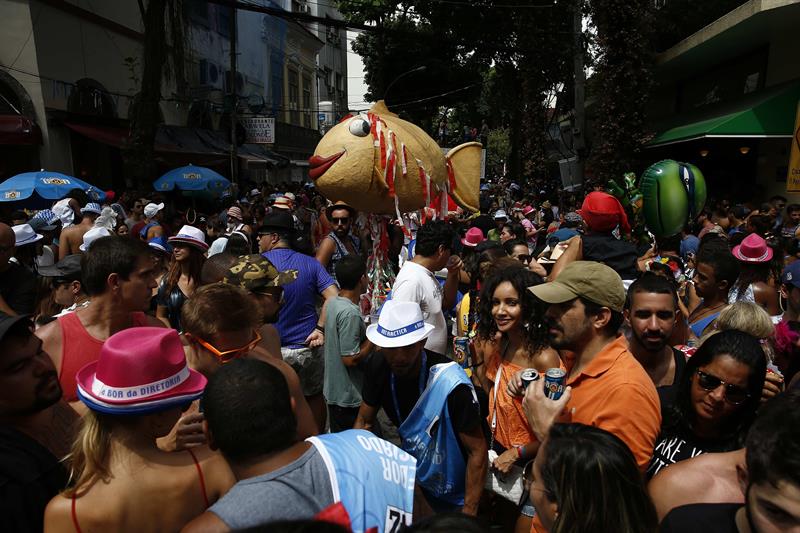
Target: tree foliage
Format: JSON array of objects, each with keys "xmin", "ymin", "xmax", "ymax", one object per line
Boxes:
[
  {"xmin": 124, "ymin": 0, "xmax": 189, "ymax": 187},
  {"xmin": 587, "ymin": 0, "xmax": 654, "ymax": 182},
  {"xmin": 339, "ymin": 0, "xmax": 573, "ymax": 181}
]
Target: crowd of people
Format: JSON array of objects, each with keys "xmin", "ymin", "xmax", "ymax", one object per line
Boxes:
[{"xmin": 0, "ymin": 179, "xmax": 799, "ymax": 533}]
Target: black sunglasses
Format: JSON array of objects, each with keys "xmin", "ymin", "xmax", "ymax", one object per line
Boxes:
[
  {"xmin": 696, "ymin": 370, "xmax": 750, "ymax": 405},
  {"xmin": 331, "ymin": 217, "xmax": 350, "ymax": 224},
  {"xmin": 517, "ymin": 254, "xmax": 532, "ymax": 263}
]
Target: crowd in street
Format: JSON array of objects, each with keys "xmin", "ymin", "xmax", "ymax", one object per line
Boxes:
[{"xmin": 0, "ymin": 178, "xmax": 799, "ymax": 533}]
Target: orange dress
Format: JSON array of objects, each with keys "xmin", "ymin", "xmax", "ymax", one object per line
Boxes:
[{"xmin": 486, "ymin": 349, "xmax": 536, "ymax": 449}]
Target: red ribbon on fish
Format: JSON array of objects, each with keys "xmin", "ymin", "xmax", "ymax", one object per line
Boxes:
[
  {"xmin": 385, "ymin": 130, "xmax": 401, "ymax": 197},
  {"xmin": 401, "ymin": 143, "xmax": 408, "ymax": 177}
]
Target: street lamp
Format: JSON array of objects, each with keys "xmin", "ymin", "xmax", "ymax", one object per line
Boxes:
[{"xmin": 383, "ymin": 66, "xmax": 427, "ymax": 103}]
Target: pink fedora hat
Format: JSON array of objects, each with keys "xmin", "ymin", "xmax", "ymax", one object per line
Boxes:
[
  {"xmin": 461, "ymin": 227, "xmax": 485, "ymax": 247},
  {"xmin": 76, "ymin": 327, "xmax": 207, "ymax": 414},
  {"xmin": 168, "ymin": 224, "xmax": 209, "ymax": 251},
  {"xmin": 732, "ymin": 233, "xmax": 773, "ymax": 263},
  {"xmin": 522, "ymin": 205, "xmax": 536, "ymax": 217}
]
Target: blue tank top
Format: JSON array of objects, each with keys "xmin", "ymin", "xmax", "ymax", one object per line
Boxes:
[
  {"xmin": 308, "ymin": 430, "xmax": 416, "ymax": 533},
  {"xmin": 397, "ymin": 362, "xmax": 473, "ymax": 506}
]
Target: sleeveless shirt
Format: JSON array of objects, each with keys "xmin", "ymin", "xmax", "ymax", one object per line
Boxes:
[{"xmin": 57, "ymin": 311, "xmax": 148, "ymax": 402}]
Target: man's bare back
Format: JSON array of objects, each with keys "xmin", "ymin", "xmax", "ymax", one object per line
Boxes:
[
  {"xmin": 648, "ymin": 448, "xmax": 745, "ymax": 521},
  {"xmin": 58, "ymin": 221, "xmax": 92, "ymax": 259}
]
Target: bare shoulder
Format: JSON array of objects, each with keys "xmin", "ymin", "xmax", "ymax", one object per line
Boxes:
[
  {"xmin": 180, "ymin": 511, "xmax": 230, "ymax": 533},
  {"xmin": 36, "ymin": 318, "xmax": 63, "ymax": 367},
  {"xmin": 534, "ymin": 346, "xmax": 561, "ymax": 371},
  {"xmin": 36, "ymin": 318, "xmax": 62, "ymax": 344},
  {"xmin": 255, "ymin": 324, "xmax": 282, "ymax": 360},
  {"xmin": 44, "ymin": 494, "xmax": 73, "ymax": 533},
  {"xmin": 648, "ymin": 456, "xmax": 717, "ymax": 518},
  {"xmin": 187, "ymin": 447, "xmax": 236, "ymax": 497}
]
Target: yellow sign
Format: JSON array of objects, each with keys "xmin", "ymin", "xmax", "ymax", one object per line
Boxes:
[{"xmin": 787, "ymin": 101, "xmax": 800, "ymax": 192}]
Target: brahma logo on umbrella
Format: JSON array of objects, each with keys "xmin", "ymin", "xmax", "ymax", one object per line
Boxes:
[
  {"xmin": 4, "ymin": 191, "xmax": 20, "ymax": 199},
  {"xmin": 183, "ymin": 172, "xmax": 202, "ymax": 180},
  {"xmin": 42, "ymin": 177, "xmax": 71, "ymax": 185}
]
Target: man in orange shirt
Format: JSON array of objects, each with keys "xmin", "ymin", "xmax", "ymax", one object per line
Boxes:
[{"xmin": 520, "ymin": 261, "xmax": 661, "ymax": 470}]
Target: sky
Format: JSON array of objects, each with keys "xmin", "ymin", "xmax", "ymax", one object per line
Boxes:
[{"xmin": 346, "ymin": 30, "xmax": 372, "ymax": 112}]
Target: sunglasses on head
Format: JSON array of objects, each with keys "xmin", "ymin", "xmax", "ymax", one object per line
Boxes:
[
  {"xmin": 192, "ymin": 329, "xmax": 262, "ymax": 363},
  {"xmin": 696, "ymin": 369, "xmax": 750, "ymax": 404}
]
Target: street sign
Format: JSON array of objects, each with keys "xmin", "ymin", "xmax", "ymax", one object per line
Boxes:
[{"xmin": 241, "ymin": 116, "xmax": 275, "ymax": 144}]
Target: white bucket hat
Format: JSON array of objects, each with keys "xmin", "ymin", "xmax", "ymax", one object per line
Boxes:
[
  {"xmin": 80, "ymin": 202, "xmax": 102, "ymax": 215},
  {"xmin": 12, "ymin": 224, "xmax": 43, "ymax": 246},
  {"xmin": 144, "ymin": 202, "xmax": 165, "ymax": 218},
  {"xmin": 79, "ymin": 227, "xmax": 113, "ymax": 252},
  {"xmin": 366, "ymin": 300, "xmax": 436, "ymax": 349},
  {"xmin": 168, "ymin": 225, "xmax": 209, "ymax": 251}
]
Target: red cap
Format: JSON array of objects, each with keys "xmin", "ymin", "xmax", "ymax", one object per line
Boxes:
[{"xmin": 578, "ymin": 192, "xmax": 630, "ymax": 235}]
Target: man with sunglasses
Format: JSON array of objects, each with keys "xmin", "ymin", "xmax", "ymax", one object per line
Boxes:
[
  {"xmin": 222, "ymin": 253, "xmax": 297, "ymax": 361},
  {"xmin": 178, "ymin": 284, "xmax": 318, "ymax": 449},
  {"xmin": 660, "ymin": 389, "xmax": 800, "ymax": 533},
  {"xmin": 315, "ymin": 201, "xmax": 362, "ymax": 285},
  {"xmin": 259, "ymin": 210, "xmax": 339, "ymax": 432},
  {"xmin": 37, "ymin": 254, "xmax": 89, "ymax": 317},
  {"xmin": 126, "ymin": 197, "xmax": 148, "ymax": 234}
]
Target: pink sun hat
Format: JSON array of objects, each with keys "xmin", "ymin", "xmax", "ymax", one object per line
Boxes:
[
  {"xmin": 461, "ymin": 227, "xmax": 485, "ymax": 247},
  {"xmin": 522, "ymin": 205, "xmax": 536, "ymax": 217},
  {"xmin": 76, "ymin": 327, "xmax": 207, "ymax": 414},
  {"xmin": 732, "ymin": 233, "xmax": 773, "ymax": 263}
]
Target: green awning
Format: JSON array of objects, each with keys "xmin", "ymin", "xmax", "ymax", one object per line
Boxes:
[{"xmin": 649, "ymin": 81, "xmax": 800, "ymax": 147}]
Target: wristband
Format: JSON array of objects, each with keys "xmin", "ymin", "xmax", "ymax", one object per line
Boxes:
[{"xmin": 315, "ymin": 324, "xmax": 325, "ymax": 334}]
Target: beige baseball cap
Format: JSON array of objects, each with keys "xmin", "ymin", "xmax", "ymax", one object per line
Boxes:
[{"xmin": 528, "ymin": 261, "xmax": 626, "ymax": 312}]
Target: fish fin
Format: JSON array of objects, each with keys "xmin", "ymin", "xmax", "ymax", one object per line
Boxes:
[
  {"xmin": 369, "ymin": 100, "xmax": 399, "ymax": 119},
  {"xmin": 446, "ymin": 142, "xmax": 482, "ymax": 212}
]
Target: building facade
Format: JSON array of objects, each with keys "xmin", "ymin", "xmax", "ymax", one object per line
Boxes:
[
  {"xmin": 645, "ymin": 0, "xmax": 800, "ymax": 201},
  {"xmin": 0, "ymin": 0, "xmax": 338, "ymax": 190}
]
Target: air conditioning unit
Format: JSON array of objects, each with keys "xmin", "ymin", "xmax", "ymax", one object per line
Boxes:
[{"xmin": 198, "ymin": 60, "xmax": 222, "ymax": 89}]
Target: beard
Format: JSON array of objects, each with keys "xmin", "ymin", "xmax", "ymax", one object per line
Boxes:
[
  {"xmin": 6, "ymin": 372, "xmax": 63, "ymax": 417},
  {"xmin": 633, "ymin": 330, "xmax": 668, "ymax": 352}
]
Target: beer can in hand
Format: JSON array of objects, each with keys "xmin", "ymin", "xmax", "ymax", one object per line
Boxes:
[
  {"xmin": 520, "ymin": 369, "xmax": 540, "ymax": 390},
  {"xmin": 544, "ymin": 368, "xmax": 566, "ymax": 400}
]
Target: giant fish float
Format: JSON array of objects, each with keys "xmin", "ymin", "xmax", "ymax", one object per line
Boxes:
[{"xmin": 308, "ymin": 100, "xmax": 481, "ymax": 215}]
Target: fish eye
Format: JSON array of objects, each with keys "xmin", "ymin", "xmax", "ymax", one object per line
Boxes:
[{"xmin": 349, "ymin": 118, "xmax": 371, "ymax": 137}]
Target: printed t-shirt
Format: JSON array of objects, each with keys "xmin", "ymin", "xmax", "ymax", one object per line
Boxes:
[
  {"xmin": 562, "ymin": 335, "xmax": 661, "ymax": 470},
  {"xmin": 391, "ymin": 261, "xmax": 447, "ymax": 355},
  {"xmin": 323, "ymin": 296, "xmax": 365, "ymax": 408},
  {"xmin": 264, "ymin": 248, "xmax": 336, "ymax": 348}
]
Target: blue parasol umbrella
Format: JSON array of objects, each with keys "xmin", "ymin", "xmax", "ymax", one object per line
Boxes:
[
  {"xmin": 0, "ymin": 170, "xmax": 106, "ymax": 205},
  {"xmin": 154, "ymin": 165, "xmax": 231, "ymax": 194}
]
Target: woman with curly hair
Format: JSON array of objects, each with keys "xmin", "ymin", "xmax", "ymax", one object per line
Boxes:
[{"xmin": 474, "ymin": 265, "xmax": 560, "ymax": 532}]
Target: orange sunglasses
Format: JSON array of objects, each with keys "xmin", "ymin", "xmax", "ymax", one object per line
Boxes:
[{"xmin": 192, "ymin": 329, "xmax": 262, "ymax": 363}]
